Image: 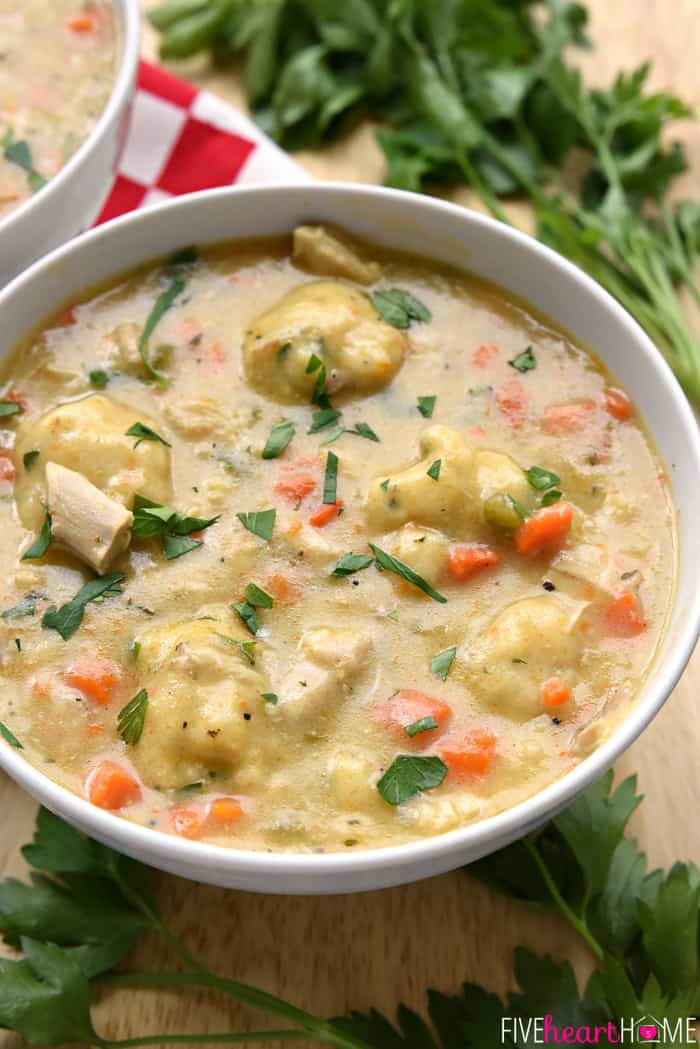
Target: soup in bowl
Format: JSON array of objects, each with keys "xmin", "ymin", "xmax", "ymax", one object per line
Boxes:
[
  {"xmin": 0, "ymin": 0, "xmax": 139, "ymax": 286},
  {"xmin": 0, "ymin": 184, "xmax": 697, "ymax": 894}
]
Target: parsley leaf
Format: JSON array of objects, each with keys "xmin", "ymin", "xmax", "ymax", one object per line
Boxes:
[
  {"xmin": 417, "ymin": 395, "xmax": 436, "ymax": 418},
  {"xmin": 349, "ymin": 421, "xmax": 380, "ymax": 442},
  {"xmin": 331, "ymin": 553, "xmax": 374, "ymax": 577},
  {"xmin": 509, "ymin": 346, "xmax": 536, "ymax": 372},
  {"xmin": 232, "ymin": 582, "xmax": 274, "ymax": 637},
  {"xmin": 526, "ymin": 466, "xmax": 561, "ymax": 490},
  {"xmin": 305, "ymin": 351, "xmax": 331, "ymax": 408},
  {"xmin": 232, "ymin": 600, "xmax": 259, "ymax": 636},
  {"xmin": 370, "ymin": 544, "xmax": 447, "ymax": 603},
  {"xmin": 430, "ymin": 646, "xmax": 456, "ymax": 681},
  {"xmin": 132, "ymin": 496, "xmax": 218, "ymax": 558},
  {"xmin": 1, "ymin": 595, "xmax": 37, "ymax": 619},
  {"xmin": 23, "ymin": 450, "xmax": 39, "ymax": 471},
  {"xmin": 0, "ymin": 401, "xmax": 23, "ymax": 418},
  {"xmin": 542, "ymin": 488, "xmax": 563, "ymax": 506},
  {"xmin": 1, "ymin": 130, "xmax": 47, "ymax": 195},
  {"xmin": 370, "ymin": 288, "xmax": 432, "ymax": 329},
  {"xmin": 426, "ymin": 458, "xmax": 441, "ymax": 481},
  {"xmin": 245, "ymin": 582, "xmax": 274, "ymax": 608},
  {"xmin": 236, "ymin": 508, "xmax": 276, "ymax": 541},
  {"xmin": 20, "ymin": 510, "xmax": 52, "ymax": 562},
  {"xmin": 0, "ymin": 721, "xmax": 23, "ymax": 748},
  {"xmin": 261, "ymin": 692, "xmax": 278, "ymax": 705},
  {"xmin": 308, "ymin": 408, "xmax": 342, "ymax": 433},
  {"xmin": 117, "ymin": 689, "xmax": 148, "ymax": 745},
  {"xmin": 214, "ymin": 633, "xmax": 257, "ymax": 665},
  {"xmin": 377, "ymin": 755, "xmax": 447, "ymax": 805},
  {"xmin": 162, "ymin": 534, "xmax": 202, "ymax": 560},
  {"xmin": 405, "ymin": 716, "xmax": 438, "ymax": 738},
  {"xmin": 323, "ymin": 450, "xmax": 339, "ymax": 504},
  {"xmin": 42, "ymin": 573, "xmax": 124, "ymax": 641},
  {"xmin": 124, "ymin": 422, "xmax": 171, "ymax": 448},
  {"xmin": 262, "ymin": 419, "xmax": 295, "ymax": 459},
  {"xmin": 88, "ymin": 369, "xmax": 109, "ymax": 389},
  {"xmin": 139, "ymin": 247, "xmax": 197, "ymax": 384}
]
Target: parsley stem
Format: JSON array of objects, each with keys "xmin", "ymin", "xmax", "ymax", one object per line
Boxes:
[
  {"xmin": 523, "ymin": 835, "xmax": 604, "ymax": 962},
  {"xmin": 101, "ymin": 972, "xmax": 374, "ymax": 1049}
]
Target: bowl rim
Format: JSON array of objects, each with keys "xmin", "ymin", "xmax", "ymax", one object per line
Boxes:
[
  {"xmin": 1, "ymin": 180, "xmax": 699, "ymax": 885},
  {"xmin": 0, "ymin": 0, "xmax": 141, "ymax": 239}
]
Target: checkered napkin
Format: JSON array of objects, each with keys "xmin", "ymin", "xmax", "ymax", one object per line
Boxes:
[{"xmin": 95, "ymin": 60, "xmax": 308, "ymax": 224}]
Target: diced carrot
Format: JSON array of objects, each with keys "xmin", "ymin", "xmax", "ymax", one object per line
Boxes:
[
  {"xmin": 32, "ymin": 678, "xmax": 51, "ymax": 699},
  {"xmin": 67, "ymin": 10, "xmax": 98, "ymax": 32},
  {"xmin": 170, "ymin": 806, "xmax": 206, "ymax": 840},
  {"xmin": 437, "ymin": 729, "xmax": 496, "ymax": 778},
  {"xmin": 274, "ymin": 469, "xmax": 316, "ymax": 501},
  {"xmin": 514, "ymin": 503, "xmax": 573, "ymax": 557},
  {"xmin": 65, "ymin": 659, "xmax": 121, "ymax": 706},
  {"xmin": 605, "ymin": 592, "xmax": 645, "ymax": 637},
  {"xmin": 541, "ymin": 677, "xmax": 571, "ymax": 708},
  {"xmin": 541, "ymin": 401, "xmax": 595, "ymax": 434},
  {"xmin": 170, "ymin": 796, "xmax": 244, "ymax": 839},
  {"xmin": 380, "ymin": 689, "xmax": 452, "ymax": 739},
  {"xmin": 447, "ymin": 543, "xmax": 502, "ymax": 581},
  {"xmin": 286, "ymin": 520, "xmax": 302, "ymax": 536},
  {"xmin": 603, "ymin": 387, "xmax": 634, "ymax": 421},
  {"xmin": 208, "ymin": 796, "xmax": 244, "ymax": 827},
  {"xmin": 86, "ymin": 761, "xmax": 141, "ymax": 810},
  {"xmin": 265, "ymin": 571, "xmax": 296, "ymax": 602},
  {"xmin": 0, "ymin": 452, "xmax": 15, "ymax": 483},
  {"xmin": 309, "ymin": 499, "xmax": 343, "ymax": 527},
  {"xmin": 495, "ymin": 379, "xmax": 527, "ymax": 428},
  {"xmin": 86, "ymin": 723, "xmax": 105, "ymax": 736},
  {"xmin": 473, "ymin": 343, "xmax": 500, "ymax": 367}
]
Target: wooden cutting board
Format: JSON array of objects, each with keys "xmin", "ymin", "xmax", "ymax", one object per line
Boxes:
[{"xmin": 2, "ymin": 3, "xmax": 699, "ymax": 1046}]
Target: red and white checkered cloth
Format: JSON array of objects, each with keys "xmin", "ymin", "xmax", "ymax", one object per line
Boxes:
[{"xmin": 95, "ymin": 61, "xmax": 308, "ymax": 224}]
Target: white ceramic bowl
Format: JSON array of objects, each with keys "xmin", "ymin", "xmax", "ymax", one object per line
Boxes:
[
  {"xmin": 0, "ymin": 0, "xmax": 140, "ymax": 288},
  {"xmin": 1, "ymin": 184, "xmax": 699, "ymax": 894}
]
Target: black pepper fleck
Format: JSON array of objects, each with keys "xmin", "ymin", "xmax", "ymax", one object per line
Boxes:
[
  {"xmin": 551, "ymin": 717, "xmax": 561, "ymax": 725},
  {"xmin": 243, "ymin": 712, "xmax": 252, "ymax": 721},
  {"xmin": 543, "ymin": 580, "xmax": 556, "ymax": 592}
]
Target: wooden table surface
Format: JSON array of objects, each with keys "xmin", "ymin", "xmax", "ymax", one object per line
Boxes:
[{"xmin": 2, "ymin": 3, "xmax": 700, "ymax": 1046}]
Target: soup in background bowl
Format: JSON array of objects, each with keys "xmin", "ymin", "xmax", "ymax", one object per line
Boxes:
[
  {"xmin": 0, "ymin": 184, "xmax": 697, "ymax": 894},
  {"xmin": 0, "ymin": 0, "xmax": 139, "ymax": 287}
]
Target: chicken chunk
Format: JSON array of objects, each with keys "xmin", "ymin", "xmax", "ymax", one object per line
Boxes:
[
  {"xmin": 13, "ymin": 395, "xmax": 172, "ymax": 532},
  {"xmin": 243, "ymin": 280, "xmax": 405, "ymax": 403},
  {"xmin": 273, "ymin": 627, "xmax": 373, "ymax": 722},
  {"xmin": 46, "ymin": 462, "xmax": 133, "ymax": 572},
  {"xmin": 390, "ymin": 523, "xmax": 449, "ymax": 582},
  {"xmin": 366, "ymin": 426, "xmax": 473, "ymax": 531},
  {"xmin": 130, "ymin": 614, "xmax": 267, "ymax": 790},
  {"xmin": 292, "ymin": 225, "xmax": 381, "ymax": 285},
  {"xmin": 458, "ymin": 595, "xmax": 587, "ymax": 720}
]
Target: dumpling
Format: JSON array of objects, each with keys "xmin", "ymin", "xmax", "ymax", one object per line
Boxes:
[
  {"xmin": 13, "ymin": 394, "xmax": 172, "ymax": 531},
  {"xmin": 243, "ymin": 280, "xmax": 405, "ymax": 403}
]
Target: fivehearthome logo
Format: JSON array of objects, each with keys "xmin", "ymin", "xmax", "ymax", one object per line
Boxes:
[{"xmin": 499, "ymin": 1014, "xmax": 697, "ymax": 1044}]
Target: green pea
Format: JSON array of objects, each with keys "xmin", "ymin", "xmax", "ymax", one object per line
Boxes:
[{"xmin": 483, "ymin": 492, "xmax": 527, "ymax": 532}]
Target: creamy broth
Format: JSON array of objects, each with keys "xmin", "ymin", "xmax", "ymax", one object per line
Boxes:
[
  {"xmin": 0, "ymin": 2, "xmax": 116, "ymax": 220},
  {"xmin": 0, "ymin": 227, "xmax": 675, "ymax": 852}
]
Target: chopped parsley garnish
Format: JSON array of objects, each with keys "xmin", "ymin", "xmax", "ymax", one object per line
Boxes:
[
  {"xmin": 306, "ymin": 351, "xmax": 331, "ymax": 408},
  {"xmin": 506, "ymin": 493, "xmax": 530, "ymax": 520},
  {"xmin": 139, "ymin": 247, "xmax": 198, "ymax": 384},
  {"xmin": 128, "ymin": 639, "xmax": 141, "ymax": 663},
  {"xmin": 262, "ymin": 692, "xmax": 278, "ymax": 705},
  {"xmin": 236, "ymin": 508, "xmax": 276, "ymax": 541},
  {"xmin": 509, "ymin": 346, "xmax": 536, "ymax": 372},
  {"xmin": 309, "ymin": 408, "xmax": 341, "ymax": 433},
  {"xmin": 430, "ymin": 646, "xmax": 457, "ymax": 681},
  {"xmin": 369, "ymin": 544, "xmax": 447, "ymax": 603},
  {"xmin": 132, "ymin": 496, "xmax": 219, "ymax": 559},
  {"xmin": 380, "ymin": 478, "xmax": 390, "ymax": 491},
  {"xmin": 323, "ymin": 450, "xmax": 338, "ymax": 504},
  {"xmin": 42, "ymin": 573, "xmax": 125, "ymax": 641},
  {"xmin": 349, "ymin": 422, "xmax": 380, "ymax": 442},
  {"xmin": 21, "ymin": 510, "xmax": 52, "ymax": 562},
  {"xmin": 22, "ymin": 450, "xmax": 39, "ymax": 471},
  {"xmin": 232, "ymin": 581, "xmax": 275, "ymax": 637},
  {"xmin": 245, "ymin": 582, "xmax": 274, "ymax": 608},
  {"xmin": 262, "ymin": 419, "xmax": 295, "ymax": 459},
  {"xmin": 405, "ymin": 715, "xmax": 439, "ymax": 737},
  {"xmin": 526, "ymin": 466, "xmax": 561, "ymax": 490},
  {"xmin": 377, "ymin": 754, "xmax": 447, "ymax": 805},
  {"xmin": 1, "ymin": 596, "xmax": 38, "ymax": 619},
  {"xmin": 370, "ymin": 288, "xmax": 432, "ymax": 329},
  {"xmin": 89, "ymin": 369, "xmax": 109, "ymax": 389},
  {"xmin": 427, "ymin": 458, "xmax": 441, "ymax": 481},
  {"xmin": 331, "ymin": 553, "xmax": 374, "ymax": 577},
  {"xmin": 125, "ymin": 422, "xmax": 171, "ymax": 448},
  {"xmin": 417, "ymin": 395, "xmax": 436, "ymax": 418},
  {"xmin": 117, "ymin": 689, "xmax": 148, "ymax": 745},
  {"xmin": 0, "ymin": 401, "xmax": 23, "ymax": 418},
  {"xmin": 214, "ymin": 632, "xmax": 257, "ymax": 665},
  {"xmin": 1, "ymin": 130, "xmax": 46, "ymax": 193},
  {"xmin": 178, "ymin": 779, "xmax": 205, "ymax": 792},
  {"xmin": 319, "ymin": 426, "xmax": 345, "ymax": 446},
  {"xmin": 0, "ymin": 721, "xmax": 23, "ymax": 749},
  {"xmin": 542, "ymin": 488, "xmax": 563, "ymax": 506}
]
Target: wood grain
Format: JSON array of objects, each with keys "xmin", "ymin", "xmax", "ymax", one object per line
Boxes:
[{"xmin": 2, "ymin": 3, "xmax": 699, "ymax": 1046}]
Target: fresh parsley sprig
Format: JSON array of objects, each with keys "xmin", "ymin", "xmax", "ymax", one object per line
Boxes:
[
  {"xmin": 42, "ymin": 573, "xmax": 125, "ymax": 641},
  {"xmin": 132, "ymin": 496, "xmax": 219, "ymax": 560}
]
